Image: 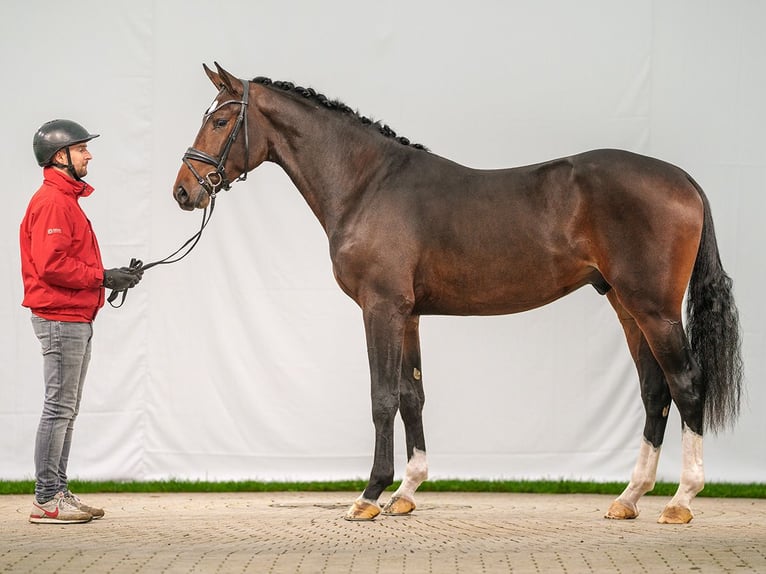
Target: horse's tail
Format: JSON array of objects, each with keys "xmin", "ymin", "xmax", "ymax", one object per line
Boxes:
[{"xmin": 685, "ymin": 176, "xmax": 744, "ymax": 433}]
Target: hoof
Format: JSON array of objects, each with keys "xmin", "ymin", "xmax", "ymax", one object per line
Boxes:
[
  {"xmin": 604, "ymin": 499, "xmax": 639, "ymax": 520},
  {"xmin": 344, "ymin": 499, "xmax": 381, "ymax": 521},
  {"xmin": 658, "ymin": 505, "xmax": 693, "ymax": 524},
  {"xmin": 382, "ymin": 496, "xmax": 416, "ymax": 516}
]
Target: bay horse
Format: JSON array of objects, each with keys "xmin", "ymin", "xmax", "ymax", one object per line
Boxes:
[{"xmin": 172, "ymin": 63, "xmax": 742, "ymax": 524}]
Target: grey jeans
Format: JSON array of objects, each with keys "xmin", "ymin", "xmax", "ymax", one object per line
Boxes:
[{"xmin": 31, "ymin": 315, "xmax": 93, "ymax": 503}]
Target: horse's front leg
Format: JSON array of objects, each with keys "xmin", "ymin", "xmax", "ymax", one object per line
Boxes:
[
  {"xmin": 383, "ymin": 315, "xmax": 427, "ymax": 516},
  {"xmin": 345, "ymin": 299, "xmax": 410, "ymax": 521}
]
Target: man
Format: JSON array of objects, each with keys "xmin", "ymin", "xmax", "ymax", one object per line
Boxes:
[{"xmin": 20, "ymin": 119, "xmax": 143, "ymax": 524}]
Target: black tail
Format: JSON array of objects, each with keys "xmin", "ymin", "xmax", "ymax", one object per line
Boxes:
[{"xmin": 686, "ymin": 177, "xmax": 744, "ymax": 432}]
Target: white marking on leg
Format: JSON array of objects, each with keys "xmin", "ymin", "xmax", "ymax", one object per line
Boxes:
[
  {"xmin": 392, "ymin": 448, "xmax": 428, "ymax": 502},
  {"xmin": 667, "ymin": 425, "xmax": 704, "ymax": 509},
  {"xmin": 616, "ymin": 438, "xmax": 661, "ymax": 510}
]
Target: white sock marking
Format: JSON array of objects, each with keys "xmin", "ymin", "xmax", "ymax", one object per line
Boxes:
[
  {"xmin": 667, "ymin": 425, "xmax": 704, "ymax": 508},
  {"xmin": 392, "ymin": 448, "xmax": 428, "ymax": 501},
  {"xmin": 617, "ymin": 438, "xmax": 661, "ymax": 509}
]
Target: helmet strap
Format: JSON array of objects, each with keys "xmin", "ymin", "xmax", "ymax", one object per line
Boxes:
[
  {"xmin": 63, "ymin": 147, "xmax": 81, "ymax": 181},
  {"xmin": 51, "ymin": 147, "xmax": 81, "ymax": 181}
]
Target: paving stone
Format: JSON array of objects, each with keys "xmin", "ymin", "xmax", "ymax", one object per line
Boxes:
[{"xmin": 1, "ymin": 492, "xmax": 764, "ymax": 573}]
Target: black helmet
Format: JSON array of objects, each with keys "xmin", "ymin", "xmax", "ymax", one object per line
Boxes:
[{"xmin": 33, "ymin": 119, "xmax": 99, "ymax": 167}]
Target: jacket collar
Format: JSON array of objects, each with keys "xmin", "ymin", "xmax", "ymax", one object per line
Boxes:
[{"xmin": 43, "ymin": 166, "xmax": 95, "ymax": 198}]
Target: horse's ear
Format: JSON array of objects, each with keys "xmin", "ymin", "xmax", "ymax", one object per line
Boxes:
[
  {"xmin": 203, "ymin": 62, "xmax": 240, "ymax": 96},
  {"xmin": 203, "ymin": 63, "xmax": 221, "ymax": 89},
  {"xmin": 213, "ymin": 62, "xmax": 239, "ymax": 95}
]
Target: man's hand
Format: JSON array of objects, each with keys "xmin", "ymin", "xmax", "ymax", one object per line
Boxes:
[{"xmin": 103, "ymin": 265, "xmax": 143, "ymax": 290}]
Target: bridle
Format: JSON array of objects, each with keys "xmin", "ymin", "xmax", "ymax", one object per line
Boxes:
[
  {"xmin": 182, "ymin": 78, "xmax": 250, "ymax": 200},
  {"xmin": 107, "ymin": 79, "xmax": 251, "ymax": 308}
]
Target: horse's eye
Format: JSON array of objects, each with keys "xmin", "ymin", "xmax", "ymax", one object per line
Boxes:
[{"xmin": 214, "ymin": 118, "xmax": 228, "ymax": 129}]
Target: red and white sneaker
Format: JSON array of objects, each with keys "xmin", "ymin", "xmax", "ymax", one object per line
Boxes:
[
  {"xmin": 63, "ymin": 491, "xmax": 105, "ymax": 519},
  {"xmin": 29, "ymin": 492, "xmax": 92, "ymax": 524}
]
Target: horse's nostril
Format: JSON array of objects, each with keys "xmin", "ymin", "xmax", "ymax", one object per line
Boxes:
[{"xmin": 176, "ymin": 185, "xmax": 189, "ymax": 203}]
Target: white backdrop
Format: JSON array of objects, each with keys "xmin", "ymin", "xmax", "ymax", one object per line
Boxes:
[{"xmin": 1, "ymin": 1, "xmax": 763, "ymax": 484}]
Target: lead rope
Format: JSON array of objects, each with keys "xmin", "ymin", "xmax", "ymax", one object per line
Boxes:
[{"xmin": 107, "ymin": 196, "xmax": 216, "ymax": 308}]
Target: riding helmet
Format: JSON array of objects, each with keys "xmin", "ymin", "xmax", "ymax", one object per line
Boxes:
[{"xmin": 33, "ymin": 119, "xmax": 100, "ymax": 166}]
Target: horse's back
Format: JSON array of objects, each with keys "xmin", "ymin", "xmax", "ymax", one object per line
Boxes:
[{"xmin": 404, "ymin": 149, "xmax": 704, "ymax": 315}]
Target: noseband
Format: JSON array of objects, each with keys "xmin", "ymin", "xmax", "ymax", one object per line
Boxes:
[{"xmin": 182, "ymin": 79, "xmax": 250, "ymax": 200}]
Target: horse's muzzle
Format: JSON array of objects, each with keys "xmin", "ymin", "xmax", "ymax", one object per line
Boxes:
[{"xmin": 174, "ymin": 185, "xmax": 196, "ymax": 211}]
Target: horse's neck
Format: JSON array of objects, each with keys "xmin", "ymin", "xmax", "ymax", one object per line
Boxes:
[{"xmin": 259, "ymin": 90, "xmax": 387, "ymax": 233}]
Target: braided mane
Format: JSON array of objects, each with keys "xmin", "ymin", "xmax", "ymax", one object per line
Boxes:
[{"xmin": 252, "ymin": 76, "xmax": 428, "ymax": 151}]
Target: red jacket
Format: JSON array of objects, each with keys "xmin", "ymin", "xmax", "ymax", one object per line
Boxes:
[{"xmin": 20, "ymin": 167, "xmax": 105, "ymax": 322}]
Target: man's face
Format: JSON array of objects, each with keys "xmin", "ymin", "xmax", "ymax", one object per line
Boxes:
[{"xmin": 55, "ymin": 143, "xmax": 92, "ymax": 177}]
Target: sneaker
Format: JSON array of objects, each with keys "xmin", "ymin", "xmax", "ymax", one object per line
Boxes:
[
  {"xmin": 63, "ymin": 491, "xmax": 105, "ymax": 519},
  {"xmin": 29, "ymin": 492, "xmax": 92, "ymax": 524}
]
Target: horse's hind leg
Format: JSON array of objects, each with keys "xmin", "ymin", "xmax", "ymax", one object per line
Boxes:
[
  {"xmin": 607, "ymin": 291, "xmax": 705, "ymax": 524},
  {"xmin": 605, "ymin": 292, "xmax": 672, "ymax": 520},
  {"xmin": 644, "ymin": 315, "xmax": 705, "ymax": 524},
  {"xmin": 646, "ymin": 319, "xmax": 705, "ymax": 524},
  {"xmin": 383, "ymin": 315, "xmax": 428, "ymax": 515}
]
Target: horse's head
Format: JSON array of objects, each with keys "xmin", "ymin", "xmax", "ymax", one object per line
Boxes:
[{"xmin": 173, "ymin": 63, "xmax": 261, "ymax": 210}]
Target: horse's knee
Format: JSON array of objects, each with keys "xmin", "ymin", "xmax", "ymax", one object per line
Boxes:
[{"xmin": 371, "ymin": 392, "xmax": 400, "ymax": 423}]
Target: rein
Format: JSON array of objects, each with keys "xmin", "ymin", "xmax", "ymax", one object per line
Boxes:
[
  {"xmin": 108, "ymin": 79, "xmax": 250, "ymax": 308},
  {"xmin": 107, "ymin": 198, "xmax": 215, "ymax": 308}
]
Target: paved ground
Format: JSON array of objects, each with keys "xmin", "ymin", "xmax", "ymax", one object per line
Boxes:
[{"xmin": 1, "ymin": 491, "xmax": 764, "ymax": 573}]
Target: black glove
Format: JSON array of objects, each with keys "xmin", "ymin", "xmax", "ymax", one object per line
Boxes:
[{"xmin": 103, "ymin": 263, "xmax": 143, "ymax": 291}]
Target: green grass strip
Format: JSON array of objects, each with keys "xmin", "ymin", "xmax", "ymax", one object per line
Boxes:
[{"xmin": 1, "ymin": 480, "xmax": 763, "ymax": 498}]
